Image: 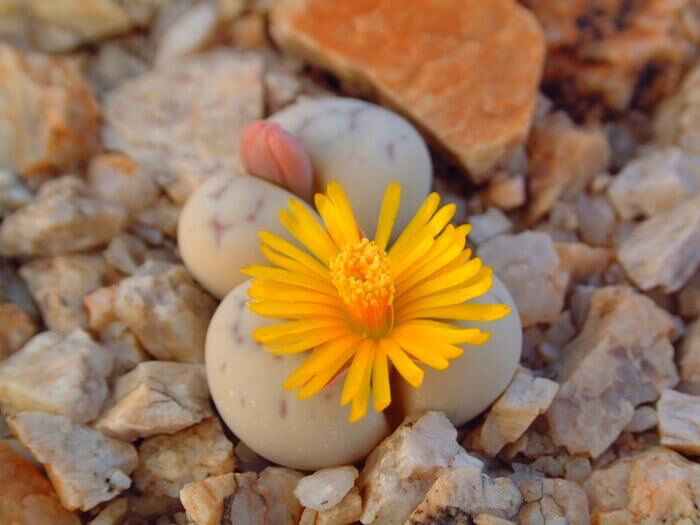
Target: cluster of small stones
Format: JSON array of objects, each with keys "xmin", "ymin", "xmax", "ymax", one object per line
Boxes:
[{"xmin": 1, "ymin": 1, "xmax": 700, "ymax": 524}]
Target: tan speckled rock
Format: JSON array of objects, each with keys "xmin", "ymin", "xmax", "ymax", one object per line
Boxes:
[
  {"xmin": 294, "ymin": 466, "xmax": 358, "ymax": 512},
  {"xmin": 546, "ymin": 286, "xmax": 678, "ymax": 457},
  {"xmin": 114, "ymin": 261, "xmax": 216, "ymax": 363},
  {"xmin": 527, "ymin": 111, "xmax": 610, "ymax": 222},
  {"xmin": 517, "ymin": 478, "xmax": 589, "ymax": 525},
  {"xmin": 526, "ymin": 0, "xmax": 700, "ymax": 113},
  {"xmin": 20, "ymin": 254, "xmax": 112, "ymax": 333},
  {"xmin": 257, "ymin": 467, "xmax": 304, "ymax": 525},
  {"xmin": 608, "ymin": 147, "xmax": 700, "ymax": 220},
  {"xmin": 133, "ymin": 418, "xmax": 235, "ymax": 500},
  {"xmin": 655, "ymin": 62, "xmax": 700, "ymax": 155},
  {"xmin": 407, "ymin": 466, "xmax": 522, "ymax": 524},
  {"xmin": 24, "ymin": 0, "xmax": 133, "ymax": 52},
  {"xmin": 680, "ymin": 320, "xmax": 700, "ymax": 395},
  {"xmin": 359, "ymin": 412, "xmax": 483, "ymax": 525},
  {"xmin": 470, "ymin": 369, "xmax": 559, "ymax": 457},
  {"xmin": 87, "ymin": 154, "xmax": 160, "ymax": 216},
  {"xmin": 98, "ymin": 321, "xmax": 150, "ymax": 378},
  {"xmin": 83, "ymin": 285, "xmax": 118, "ymax": 332},
  {"xmin": 0, "ymin": 330, "xmax": 113, "ymax": 423},
  {"xmin": 270, "ymin": 0, "xmax": 544, "ymax": 181},
  {"xmin": 88, "ymin": 497, "xmax": 128, "ymax": 525},
  {"xmin": 154, "ymin": 1, "xmax": 221, "ymax": 67},
  {"xmin": 315, "ymin": 487, "xmax": 362, "ymax": 525},
  {"xmin": 0, "ymin": 176, "xmax": 127, "ymax": 257},
  {"xmin": 0, "ymin": 169, "xmax": 32, "ymax": 217},
  {"xmin": 180, "ymin": 473, "xmax": 237, "ymax": 525},
  {"xmin": 102, "ymin": 51, "xmax": 263, "ymax": 204},
  {"xmin": 8, "ymin": 411, "xmax": 137, "ymax": 512},
  {"xmin": 585, "ymin": 447, "xmax": 700, "ymax": 524},
  {"xmin": 0, "ymin": 439, "xmax": 80, "ymax": 525},
  {"xmin": 554, "ymin": 242, "xmax": 613, "ymax": 284},
  {"xmin": 0, "ymin": 44, "xmax": 100, "ymax": 174},
  {"xmin": 657, "ymin": 389, "xmax": 700, "ymax": 455},
  {"xmin": 0, "ymin": 303, "xmax": 37, "ymax": 361},
  {"xmin": 478, "ymin": 232, "xmax": 568, "ymax": 327},
  {"xmin": 618, "ymin": 194, "xmax": 700, "ymax": 293},
  {"xmin": 96, "ymin": 361, "xmax": 212, "ymax": 441}
]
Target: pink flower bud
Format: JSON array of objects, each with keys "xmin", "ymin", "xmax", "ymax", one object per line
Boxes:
[{"xmin": 240, "ymin": 121, "xmax": 314, "ymax": 201}]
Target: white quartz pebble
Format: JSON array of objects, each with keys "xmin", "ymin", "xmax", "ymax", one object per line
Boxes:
[{"xmin": 269, "ymin": 97, "xmax": 432, "ymax": 236}]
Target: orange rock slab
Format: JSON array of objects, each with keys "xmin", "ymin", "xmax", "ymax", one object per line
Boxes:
[
  {"xmin": 271, "ymin": 0, "xmax": 545, "ymax": 181},
  {"xmin": 0, "ymin": 440, "xmax": 79, "ymax": 525}
]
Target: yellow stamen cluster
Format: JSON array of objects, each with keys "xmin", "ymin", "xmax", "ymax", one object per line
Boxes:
[{"xmin": 244, "ymin": 181, "xmax": 510, "ymax": 422}]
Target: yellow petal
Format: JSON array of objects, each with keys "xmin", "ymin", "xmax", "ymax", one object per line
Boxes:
[
  {"xmin": 326, "ymin": 181, "xmax": 361, "ymax": 243},
  {"xmin": 396, "ymin": 258, "xmax": 482, "ymax": 308},
  {"xmin": 372, "ymin": 346, "xmax": 391, "ymax": 412},
  {"xmin": 393, "ymin": 320, "xmax": 491, "ymax": 345},
  {"xmin": 253, "ymin": 318, "xmax": 346, "ymax": 343},
  {"xmin": 394, "ymin": 224, "xmax": 458, "ymax": 288},
  {"xmin": 284, "ymin": 334, "xmax": 360, "ymax": 389},
  {"xmin": 265, "ymin": 327, "xmax": 348, "ymax": 355},
  {"xmin": 390, "ymin": 333, "xmax": 449, "ymax": 370},
  {"xmin": 340, "ymin": 339, "xmax": 373, "ymax": 405},
  {"xmin": 258, "ymin": 231, "xmax": 330, "ymax": 277},
  {"xmin": 407, "ymin": 303, "xmax": 511, "ymax": 322},
  {"xmin": 315, "ymin": 193, "xmax": 349, "ymax": 249},
  {"xmin": 380, "ymin": 338, "xmax": 424, "ymax": 388},
  {"xmin": 374, "ymin": 182, "xmax": 401, "ymax": 251},
  {"xmin": 279, "ymin": 208, "xmax": 336, "ymax": 264},
  {"xmin": 248, "ymin": 301, "xmax": 343, "ymax": 319},
  {"xmin": 390, "ymin": 192, "xmax": 440, "ymax": 254},
  {"xmin": 242, "ymin": 265, "xmax": 337, "ymax": 295},
  {"xmin": 248, "ymin": 280, "xmax": 339, "ymax": 307},
  {"xmin": 350, "ymin": 344, "xmax": 373, "ymax": 423},
  {"xmin": 298, "ymin": 345, "xmax": 357, "ymax": 399}
]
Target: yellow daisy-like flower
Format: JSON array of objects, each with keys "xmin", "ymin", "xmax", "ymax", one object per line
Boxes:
[{"xmin": 243, "ymin": 181, "xmax": 510, "ymax": 422}]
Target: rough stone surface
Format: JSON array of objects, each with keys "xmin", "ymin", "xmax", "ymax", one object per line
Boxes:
[
  {"xmin": 180, "ymin": 473, "xmax": 236, "ymax": 525},
  {"xmin": 655, "ymin": 62, "xmax": 700, "ymax": 155},
  {"xmin": 407, "ymin": 466, "xmax": 522, "ymax": 524},
  {"xmin": 517, "ymin": 478, "xmax": 590, "ymax": 525},
  {"xmin": 98, "ymin": 321, "xmax": 150, "ymax": 378},
  {"xmin": 608, "ymin": 147, "xmax": 700, "ymax": 220},
  {"xmin": 657, "ymin": 389, "xmax": 700, "ymax": 455},
  {"xmin": 470, "ymin": 369, "xmax": 559, "ymax": 457},
  {"xmin": 270, "ymin": 0, "xmax": 545, "ymax": 180},
  {"xmin": 114, "ymin": 261, "xmax": 216, "ymax": 363},
  {"xmin": 0, "ymin": 169, "xmax": 32, "ymax": 217},
  {"xmin": 314, "ymin": 487, "xmax": 362, "ymax": 525},
  {"xmin": 87, "ymin": 497, "xmax": 128, "ymax": 525},
  {"xmin": 478, "ymin": 232, "xmax": 569, "ymax": 326},
  {"xmin": 679, "ymin": 270, "xmax": 700, "ymax": 318},
  {"xmin": 20, "ymin": 254, "xmax": 112, "ymax": 333},
  {"xmin": 618, "ymin": 193, "xmax": 700, "ymax": 292},
  {"xmin": 680, "ymin": 319, "xmax": 700, "ymax": 395},
  {"xmin": 83, "ymin": 285, "xmax": 119, "ymax": 332},
  {"xmin": 0, "ymin": 302, "xmax": 37, "ymax": 361},
  {"xmin": 624, "ymin": 405, "xmax": 659, "ymax": 433},
  {"xmin": 468, "ymin": 208, "xmax": 513, "ymax": 246},
  {"xmin": 133, "ymin": 418, "xmax": 235, "ymax": 500},
  {"xmin": 527, "ymin": 111, "xmax": 610, "ymax": 221},
  {"xmin": 555, "ymin": 242, "xmax": 612, "ymax": 284},
  {"xmin": 0, "ymin": 44, "xmax": 100, "ymax": 174},
  {"xmin": 87, "ymin": 153, "xmax": 160, "ymax": 216},
  {"xmin": 294, "ymin": 466, "xmax": 358, "ymax": 512},
  {"xmin": 0, "ymin": 176, "xmax": 127, "ymax": 257},
  {"xmin": 546, "ymin": 286, "xmax": 678, "ymax": 457},
  {"xmin": 8, "ymin": 411, "xmax": 137, "ymax": 512},
  {"xmin": 526, "ymin": 0, "xmax": 700, "ymax": 114},
  {"xmin": 102, "ymin": 50, "xmax": 263, "ymax": 204},
  {"xmin": 0, "ymin": 439, "xmax": 80, "ymax": 525},
  {"xmin": 359, "ymin": 411, "xmax": 482, "ymax": 525},
  {"xmin": 257, "ymin": 467, "xmax": 304, "ymax": 525},
  {"xmin": 96, "ymin": 361, "xmax": 212, "ymax": 441},
  {"xmin": 0, "ymin": 330, "xmax": 113, "ymax": 423},
  {"xmin": 585, "ymin": 447, "xmax": 700, "ymax": 524}
]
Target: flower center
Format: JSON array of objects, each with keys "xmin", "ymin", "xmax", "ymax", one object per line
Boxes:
[{"xmin": 330, "ymin": 238, "xmax": 395, "ymax": 338}]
